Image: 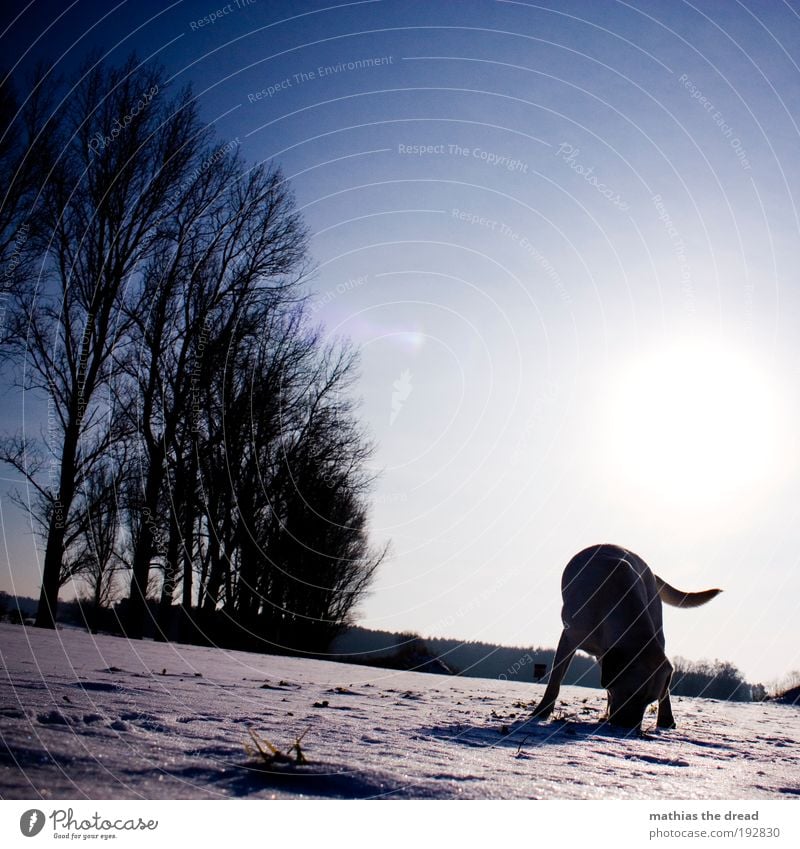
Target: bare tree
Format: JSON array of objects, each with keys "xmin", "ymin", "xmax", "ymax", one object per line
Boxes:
[
  {"xmin": 68, "ymin": 459, "xmax": 126, "ymax": 632},
  {"xmin": 2, "ymin": 56, "xmax": 212, "ymax": 628},
  {"xmin": 196, "ymin": 315, "xmax": 386, "ymax": 652},
  {"xmin": 0, "ymin": 66, "xmax": 54, "ymax": 313},
  {"xmin": 0, "ymin": 429, "xmax": 123, "ymax": 592},
  {"xmin": 121, "ymin": 153, "xmax": 308, "ymax": 638},
  {"xmin": 263, "ymin": 340, "xmax": 387, "ymax": 650},
  {"xmin": 2, "ymin": 57, "xmax": 384, "ymax": 650}
]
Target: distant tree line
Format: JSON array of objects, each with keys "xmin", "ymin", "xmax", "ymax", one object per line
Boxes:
[
  {"xmin": 329, "ymin": 626, "xmax": 777, "ymax": 702},
  {"xmin": 670, "ymin": 657, "xmax": 766, "ymax": 703},
  {"xmin": 0, "ymin": 57, "xmax": 385, "ymax": 653},
  {"xmin": 0, "ymin": 588, "xmax": 783, "ymax": 704},
  {"xmin": 330, "ymin": 626, "xmax": 602, "ymax": 687},
  {"xmin": 771, "ymin": 670, "xmax": 800, "ymax": 704}
]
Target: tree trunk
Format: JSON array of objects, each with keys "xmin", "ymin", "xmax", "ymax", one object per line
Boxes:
[
  {"xmin": 34, "ymin": 423, "xmax": 79, "ymax": 629},
  {"xmin": 87, "ymin": 565, "xmax": 104, "ymax": 635},
  {"xmin": 35, "ymin": 525, "xmax": 65, "ymax": 629},
  {"xmin": 126, "ymin": 464, "xmax": 164, "ymax": 639},
  {"xmin": 155, "ymin": 507, "xmax": 180, "ymax": 641},
  {"xmin": 180, "ymin": 449, "xmax": 198, "ymax": 611},
  {"xmin": 197, "ymin": 516, "xmax": 211, "ymax": 609},
  {"xmin": 202, "ymin": 534, "xmax": 223, "ymax": 613}
]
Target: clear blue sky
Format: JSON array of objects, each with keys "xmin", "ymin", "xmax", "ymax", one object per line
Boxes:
[{"xmin": 2, "ymin": 0, "xmax": 800, "ymax": 685}]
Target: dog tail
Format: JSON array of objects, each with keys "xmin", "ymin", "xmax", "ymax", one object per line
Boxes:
[{"xmin": 655, "ymin": 576, "xmax": 722, "ymax": 608}]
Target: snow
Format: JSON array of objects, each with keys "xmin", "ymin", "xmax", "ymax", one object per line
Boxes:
[{"xmin": 1, "ymin": 623, "xmax": 798, "ymax": 800}]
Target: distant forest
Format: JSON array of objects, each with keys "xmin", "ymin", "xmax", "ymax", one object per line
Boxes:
[
  {"xmin": 330, "ymin": 625, "xmax": 601, "ymax": 687},
  {"xmin": 329, "ymin": 626, "xmax": 768, "ymax": 702},
  {"xmin": 0, "ymin": 591, "xmax": 773, "ymax": 703}
]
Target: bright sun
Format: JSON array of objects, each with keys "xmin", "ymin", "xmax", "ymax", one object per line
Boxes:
[{"xmin": 600, "ymin": 339, "xmax": 790, "ymax": 508}]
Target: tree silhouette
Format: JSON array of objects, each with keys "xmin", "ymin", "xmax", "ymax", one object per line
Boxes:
[
  {"xmin": 1, "ymin": 56, "xmax": 384, "ymax": 647},
  {"xmin": 69, "ymin": 459, "xmax": 126, "ymax": 632},
  {"xmin": 2, "ymin": 56, "xmax": 211, "ymax": 627}
]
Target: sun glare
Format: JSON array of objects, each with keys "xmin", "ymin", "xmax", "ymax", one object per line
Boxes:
[{"xmin": 599, "ymin": 340, "xmax": 791, "ymax": 508}]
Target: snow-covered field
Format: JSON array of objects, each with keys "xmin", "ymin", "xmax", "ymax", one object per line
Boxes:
[{"xmin": 1, "ymin": 623, "xmax": 798, "ymax": 800}]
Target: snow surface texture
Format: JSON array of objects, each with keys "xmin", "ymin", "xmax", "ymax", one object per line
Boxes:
[{"xmin": 1, "ymin": 623, "xmax": 798, "ymax": 800}]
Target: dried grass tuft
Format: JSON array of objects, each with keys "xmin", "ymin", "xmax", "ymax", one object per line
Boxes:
[{"xmin": 245, "ymin": 728, "xmax": 309, "ymax": 766}]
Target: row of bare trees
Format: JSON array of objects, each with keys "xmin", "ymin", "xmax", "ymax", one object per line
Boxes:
[
  {"xmin": 1, "ymin": 56, "xmax": 384, "ymax": 652},
  {"xmin": 669, "ymin": 658, "xmax": 758, "ymax": 702}
]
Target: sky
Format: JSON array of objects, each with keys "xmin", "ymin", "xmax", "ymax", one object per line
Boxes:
[{"xmin": 2, "ymin": 0, "xmax": 800, "ymax": 685}]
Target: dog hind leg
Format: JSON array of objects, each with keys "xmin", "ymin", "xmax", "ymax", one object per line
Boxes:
[{"xmin": 657, "ymin": 690, "xmax": 676, "ymax": 729}]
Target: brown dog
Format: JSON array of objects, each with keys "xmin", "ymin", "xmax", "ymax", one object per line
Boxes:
[{"xmin": 532, "ymin": 544, "xmax": 721, "ymax": 730}]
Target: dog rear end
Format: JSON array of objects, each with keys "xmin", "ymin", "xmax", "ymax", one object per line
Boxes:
[{"xmin": 532, "ymin": 544, "xmax": 721, "ymax": 730}]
